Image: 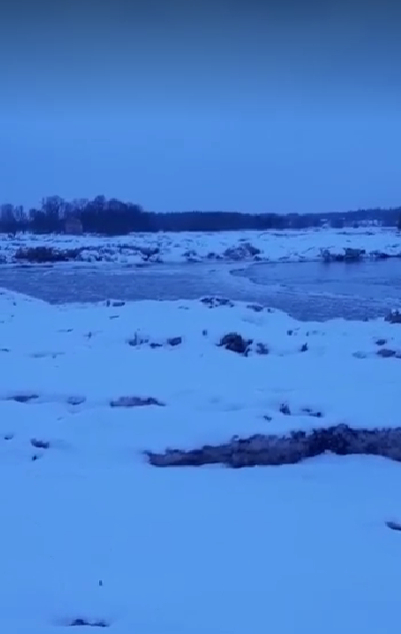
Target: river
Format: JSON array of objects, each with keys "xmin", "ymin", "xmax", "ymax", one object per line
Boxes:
[{"xmin": 0, "ymin": 259, "xmax": 400, "ymax": 321}]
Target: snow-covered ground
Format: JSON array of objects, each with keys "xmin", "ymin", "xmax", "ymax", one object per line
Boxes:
[
  {"xmin": 1, "ymin": 289, "xmax": 401, "ymax": 632},
  {"xmin": 1, "ymin": 226, "xmax": 401, "ymax": 265}
]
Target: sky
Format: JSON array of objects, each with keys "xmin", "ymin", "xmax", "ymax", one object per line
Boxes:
[{"xmin": 0, "ymin": 0, "xmax": 400, "ymax": 214}]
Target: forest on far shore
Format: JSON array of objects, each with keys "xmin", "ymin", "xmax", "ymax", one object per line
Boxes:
[{"xmin": 0, "ymin": 196, "xmax": 400, "ymax": 235}]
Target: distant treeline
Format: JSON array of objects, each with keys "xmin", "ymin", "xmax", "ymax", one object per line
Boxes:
[{"xmin": 0, "ymin": 196, "xmax": 400, "ymax": 235}]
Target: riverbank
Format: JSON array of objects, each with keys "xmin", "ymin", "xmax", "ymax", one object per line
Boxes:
[
  {"xmin": 1, "ymin": 290, "xmax": 401, "ymax": 633},
  {"xmin": 2, "ymin": 290, "xmax": 401, "ymax": 440},
  {"xmin": 1, "ymin": 226, "xmax": 401, "ymax": 265}
]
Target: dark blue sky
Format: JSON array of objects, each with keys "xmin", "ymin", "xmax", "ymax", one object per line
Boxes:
[{"xmin": 0, "ymin": 0, "xmax": 400, "ymax": 213}]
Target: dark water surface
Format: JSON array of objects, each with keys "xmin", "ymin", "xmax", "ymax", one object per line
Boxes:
[{"xmin": 0, "ymin": 259, "xmax": 400, "ymax": 321}]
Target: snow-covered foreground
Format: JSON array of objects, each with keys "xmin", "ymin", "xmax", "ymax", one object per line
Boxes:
[
  {"xmin": 1, "ymin": 226, "xmax": 401, "ymax": 265},
  {"xmin": 1, "ymin": 290, "xmax": 401, "ymax": 632}
]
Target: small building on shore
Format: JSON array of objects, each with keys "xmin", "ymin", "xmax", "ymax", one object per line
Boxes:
[{"xmin": 64, "ymin": 217, "xmax": 83, "ymax": 235}]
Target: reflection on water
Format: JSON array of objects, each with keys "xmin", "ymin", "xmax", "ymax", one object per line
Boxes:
[{"xmin": 0, "ymin": 259, "xmax": 400, "ymax": 322}]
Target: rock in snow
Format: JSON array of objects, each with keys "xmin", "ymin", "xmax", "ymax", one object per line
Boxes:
[{"xmin": 145, "ymin": 424, "xmax": 401, "ymax": 468}]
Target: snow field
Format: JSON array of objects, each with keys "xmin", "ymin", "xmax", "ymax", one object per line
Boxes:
[{"xmin": 1, "ymin": 290, "xmax": 401, "ymax": 632}]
